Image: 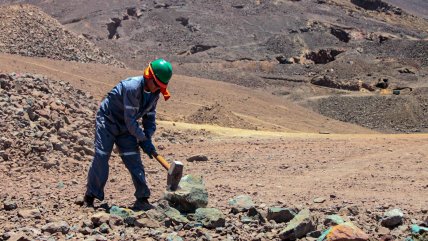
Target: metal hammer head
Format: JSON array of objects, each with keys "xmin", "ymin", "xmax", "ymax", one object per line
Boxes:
[{"xmin": 167, "ymin": 161, "xmax": 183, "ymax": 191}]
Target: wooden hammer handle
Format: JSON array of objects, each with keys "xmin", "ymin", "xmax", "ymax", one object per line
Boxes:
[{"xmin": 153, "ymin": 152, "xmax": 170, "ymax": 171}]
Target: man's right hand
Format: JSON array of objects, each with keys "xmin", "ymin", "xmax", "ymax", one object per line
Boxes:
[{"xmin": 139, "ymin": 139, "xmax": 156, "ymax": 159}]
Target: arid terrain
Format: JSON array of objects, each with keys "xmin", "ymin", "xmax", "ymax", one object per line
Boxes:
[{"xmin": 0, "ymin": 1, "xmax": 427, "ymax": 241}]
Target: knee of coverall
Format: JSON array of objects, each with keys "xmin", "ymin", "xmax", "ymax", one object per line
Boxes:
[{"xmin": 116, "ymin": 134, "xmax": 151, "ymax": 198}]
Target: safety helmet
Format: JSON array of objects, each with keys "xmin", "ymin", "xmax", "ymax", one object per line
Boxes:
[{"xmin": 150, "ymin": 59, "xmax": 172, "ymax": 86}]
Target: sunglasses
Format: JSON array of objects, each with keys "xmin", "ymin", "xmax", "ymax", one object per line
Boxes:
[
  {"xmin": 152, "ymin": 78, "xmax": 160, "ymax": 88},
  {"xmin": 148, "ymin": 65, "xmax": 165, "ymax": 89}
]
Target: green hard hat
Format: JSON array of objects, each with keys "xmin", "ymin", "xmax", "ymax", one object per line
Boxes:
[{"xmin": 150, "ymin": 58, "xmax": 172, "ymax": 85}]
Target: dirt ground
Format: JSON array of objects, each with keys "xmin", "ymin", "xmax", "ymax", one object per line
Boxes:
[{"xmin": 1, "ymin": 54, "xmax": 427, "ymax": 240}]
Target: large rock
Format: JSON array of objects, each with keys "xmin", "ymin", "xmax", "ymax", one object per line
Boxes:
[
  {"xmin": 91, "ymin": 212, "xmax": 110, "ymax": 227},
  {"xmin": 279, "ymin": 209, "xmax": 315, "ymax": 240},
  {"xmin": 164, "ymin": 206, "xmax": 189, "ymax": 224},
  {"xmin": 3, "ymin": 200, "xmax": 18, "ymax": 211},
  {"xmin": 380, "ymin": 209, "xmax": 404, "ymax": 228},
  {"xmin": 109, "ymin": 206, "xmax": 135, "ymax": 219},
  {"xmin": 195, "ymin": 208, "xmax": 225, "ymax": 228},
  {"xmin": 324, "ymin": 215, "xmax": 345, "ymax": 226},
  {"xmin": 18, "ymin": 209, "xmax": 41, "ymax": 219},
  {"xmin": 322, "ymin": 222, "xmax": 370, "ymax": 241},
  {"xmin": 267, "ymin": 207, "xmax": 297, "ymax": 223},
  {"xmin": 41, "ymin": 221, "xmax": 70, "ymax": 234},
  {"xmin": 134, "ymin": 217, "xmax": 160, "ymax": 228},
  {"xmin": 164, "ymin": 175, "xmax": 208, "ymax": 213},
  {"xmin": 228, "ymin": 195, "xmax": 255, "ymax": 214}
]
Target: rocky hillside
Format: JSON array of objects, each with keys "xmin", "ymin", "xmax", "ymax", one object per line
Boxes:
[
  {"xmin": 0, "ymin": 4, "xmax": 125, "ymax": 68},
  {"xmin": 310, "ymin": 88, "xmax": 428, "ymax": 133},
  {"xmin": 0, "ymin": 72, "xmax": 97, "ymax": 172}
]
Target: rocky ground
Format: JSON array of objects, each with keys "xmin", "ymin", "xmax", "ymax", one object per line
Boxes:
[
  {"xmin": 0, "ymin": 0, "xmax": 427, "ymax": 240},
  {"xmin": 1, "ymin": 73, "xmax": 427, "ymax": 240}
]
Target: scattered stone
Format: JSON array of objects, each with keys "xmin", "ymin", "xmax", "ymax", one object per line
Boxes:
[
  {"xmin": 279, "ymin": 209, "xmax": 315, "ymax": 240},
  {"xmin": 134, "ymin": 217, "xmax": 160, "ymax": 228},
  {"xmin": 6, "ymin": 232, "xmax": 32, "ymax": 241},
  {"xmin": 267, "ymin": 207, "xmax": 297, "ymax": 223},
  {"xmin": 41, "ymin": 221, "xmax": 70, "ymax": 234},
  {"xmin": 195, "ymin": 208, "xmax": 225, "ymax": 228},
  {"xmin": 381, "ymin": 209, "xmax": 404, "ymax": 229},
  {"xmin": 314, "ymin": 197, "xmax": 326, "ymax": 203},
  {"xmin": 91, "ymin": 212, "xmax": 110, "ymax": 227},
  {"xmin": 319, "ymin": 222, "xmax": 370, "ymax": 241},
  {"xmin": 163, "ymin": 206, "xmax": 190, "ymax": 225},
  {"xmin": 186, "ymin": 154, "xmax": 209, "ymax": 162},
  {"xmin": 18, "ymin": 208, "xmax": 41, "ymax": 219},
  {"xmin": 324, "ymin": 215, "xmax": 345, "ymax": 226},
  {"xmin": 398, "ymin": 68, "xmax": 416, "ymax": 74},
  {"xmin": 411, "ymin": 224, "xmax": 428, "ymax": 234},
  {"xmin": 74, "ymin": 195, "xmax": 85, "ymax": 205},
  {"xmin": 228, "ymin": 195, "xmax": 255, "ymax": 214},
  {"xmin": 99, "ymin": 223, "xmax": 110, "ymax": 233},
  {"xmin": 109, "ymin": 206, "xmax": 134, "ymax": 219},
  {"xmin": 3, "ymin": 200, "xmax": 18, "ymax": 211},
  {"xmin": 165, "ymin": 232, "xmax": 184, "ymax": 241},
  {"xmin": 247, "ymin": 206, "xmax": 266, "ymax": 223}
]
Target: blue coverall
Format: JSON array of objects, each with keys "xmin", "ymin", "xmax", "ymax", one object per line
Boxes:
[{"xmin": 86, "ymin": 76, "xmax": 159, "ymax": 200}]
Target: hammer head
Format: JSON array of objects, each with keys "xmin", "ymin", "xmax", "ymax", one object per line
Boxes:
[{"xmin": 167, "ymin": 161, "xmax": 183, "ymax": 191}]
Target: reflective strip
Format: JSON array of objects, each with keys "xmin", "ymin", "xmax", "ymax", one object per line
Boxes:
[
  {"xmin": 125, "ymin": 105, "xmax": 139, "ymax": 110},
  {"xmin": 95, "ymin": 148, "xmax": 109, "ymax": 155},
  {"xmin": 120, "ymin": 151, "xmax": 139, "ymax": 156}
]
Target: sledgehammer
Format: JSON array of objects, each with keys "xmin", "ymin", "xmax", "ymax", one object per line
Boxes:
[{"xmin": 152, "ymin": 152, "xmax": 183, "ymax": 191}]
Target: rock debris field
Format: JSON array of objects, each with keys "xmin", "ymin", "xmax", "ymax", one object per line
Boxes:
[{"xmin": 0, "ymin": 73, "xmax": 427, "ymax": 240}]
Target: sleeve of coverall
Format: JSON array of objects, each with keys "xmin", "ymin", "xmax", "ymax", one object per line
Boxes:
[
  {"xmin": 142, "ymin": 97, "xmax": 158, "ymax": 139},
  {"xmin": 123, "ymin": 87, "xmax": 147, "ymax": 142}
]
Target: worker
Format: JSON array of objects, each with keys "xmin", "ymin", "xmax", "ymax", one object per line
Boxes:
[{"xmin": 82, "ymin": 59, "xmax": 172, "ymax": 211}]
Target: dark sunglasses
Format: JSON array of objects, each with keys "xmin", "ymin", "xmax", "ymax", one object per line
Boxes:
[{"xmin": 152, "ymin": 78, "xmax": 160, "ymax": 88}]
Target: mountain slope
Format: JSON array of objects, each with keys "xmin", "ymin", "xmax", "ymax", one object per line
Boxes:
[{"xmin": 0, "ymin": 4, "xmax": 125, "ymax": 67}]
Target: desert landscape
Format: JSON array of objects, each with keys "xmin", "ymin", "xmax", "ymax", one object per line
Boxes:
[{"xmin": 0, "ymin": 1, "xmax": 427, "ymax": 241}]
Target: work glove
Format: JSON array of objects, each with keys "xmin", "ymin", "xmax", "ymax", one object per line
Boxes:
[{"xmin": 139, "ymin": 139, "xmax": 156, "ymax": 159}]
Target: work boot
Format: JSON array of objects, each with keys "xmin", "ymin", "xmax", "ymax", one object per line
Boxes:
[
  {"xmin": 82, "ymin": 195, "xmax": 95, "ymax": 208},
  {"xmin": 133, "ymin": 198, "xmax": 154, "ymax": 211}
]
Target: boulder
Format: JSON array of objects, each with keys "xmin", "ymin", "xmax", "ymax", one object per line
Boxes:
[
  {"xmin": 381, "ymin": 209, "xmax": 404, "ymax": 229},
  {"xmin": 279, "ymin": 209, "xmax": 315, "ymax": 240},
  {"xmin": 321, "ymin": 222, "xmax": 370, "ymax": 241},
  {"xmin": 228, "ymin": 195, "xmax": 255, "ymax": 214},
  {"xmin": 267, "ymin": 207, "xmax": 297, "ymax": 223},
  {"xmin": 324, "ymin": 215, "xmax": 345, "ymax": 226},
  {"xmin": 195, "ymin": 208, "xmax": 225, "ymax": 228},
  {"xmin": 164, "ymin": 175, "xmax": 208, "ymax": 213}
]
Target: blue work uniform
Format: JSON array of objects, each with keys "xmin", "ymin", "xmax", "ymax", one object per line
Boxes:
[{"xmin": 86, "ymin": 76, "xmax": 159, "ymax": 200}]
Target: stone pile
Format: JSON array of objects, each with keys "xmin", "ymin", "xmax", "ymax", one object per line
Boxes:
[
  {"xmin": 0, "ymin": 72, "xmax": 97, "ymax": 173},
  {"xmin": 0, "ymin": 4, "xmax": 125, "ymax": 68}
]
